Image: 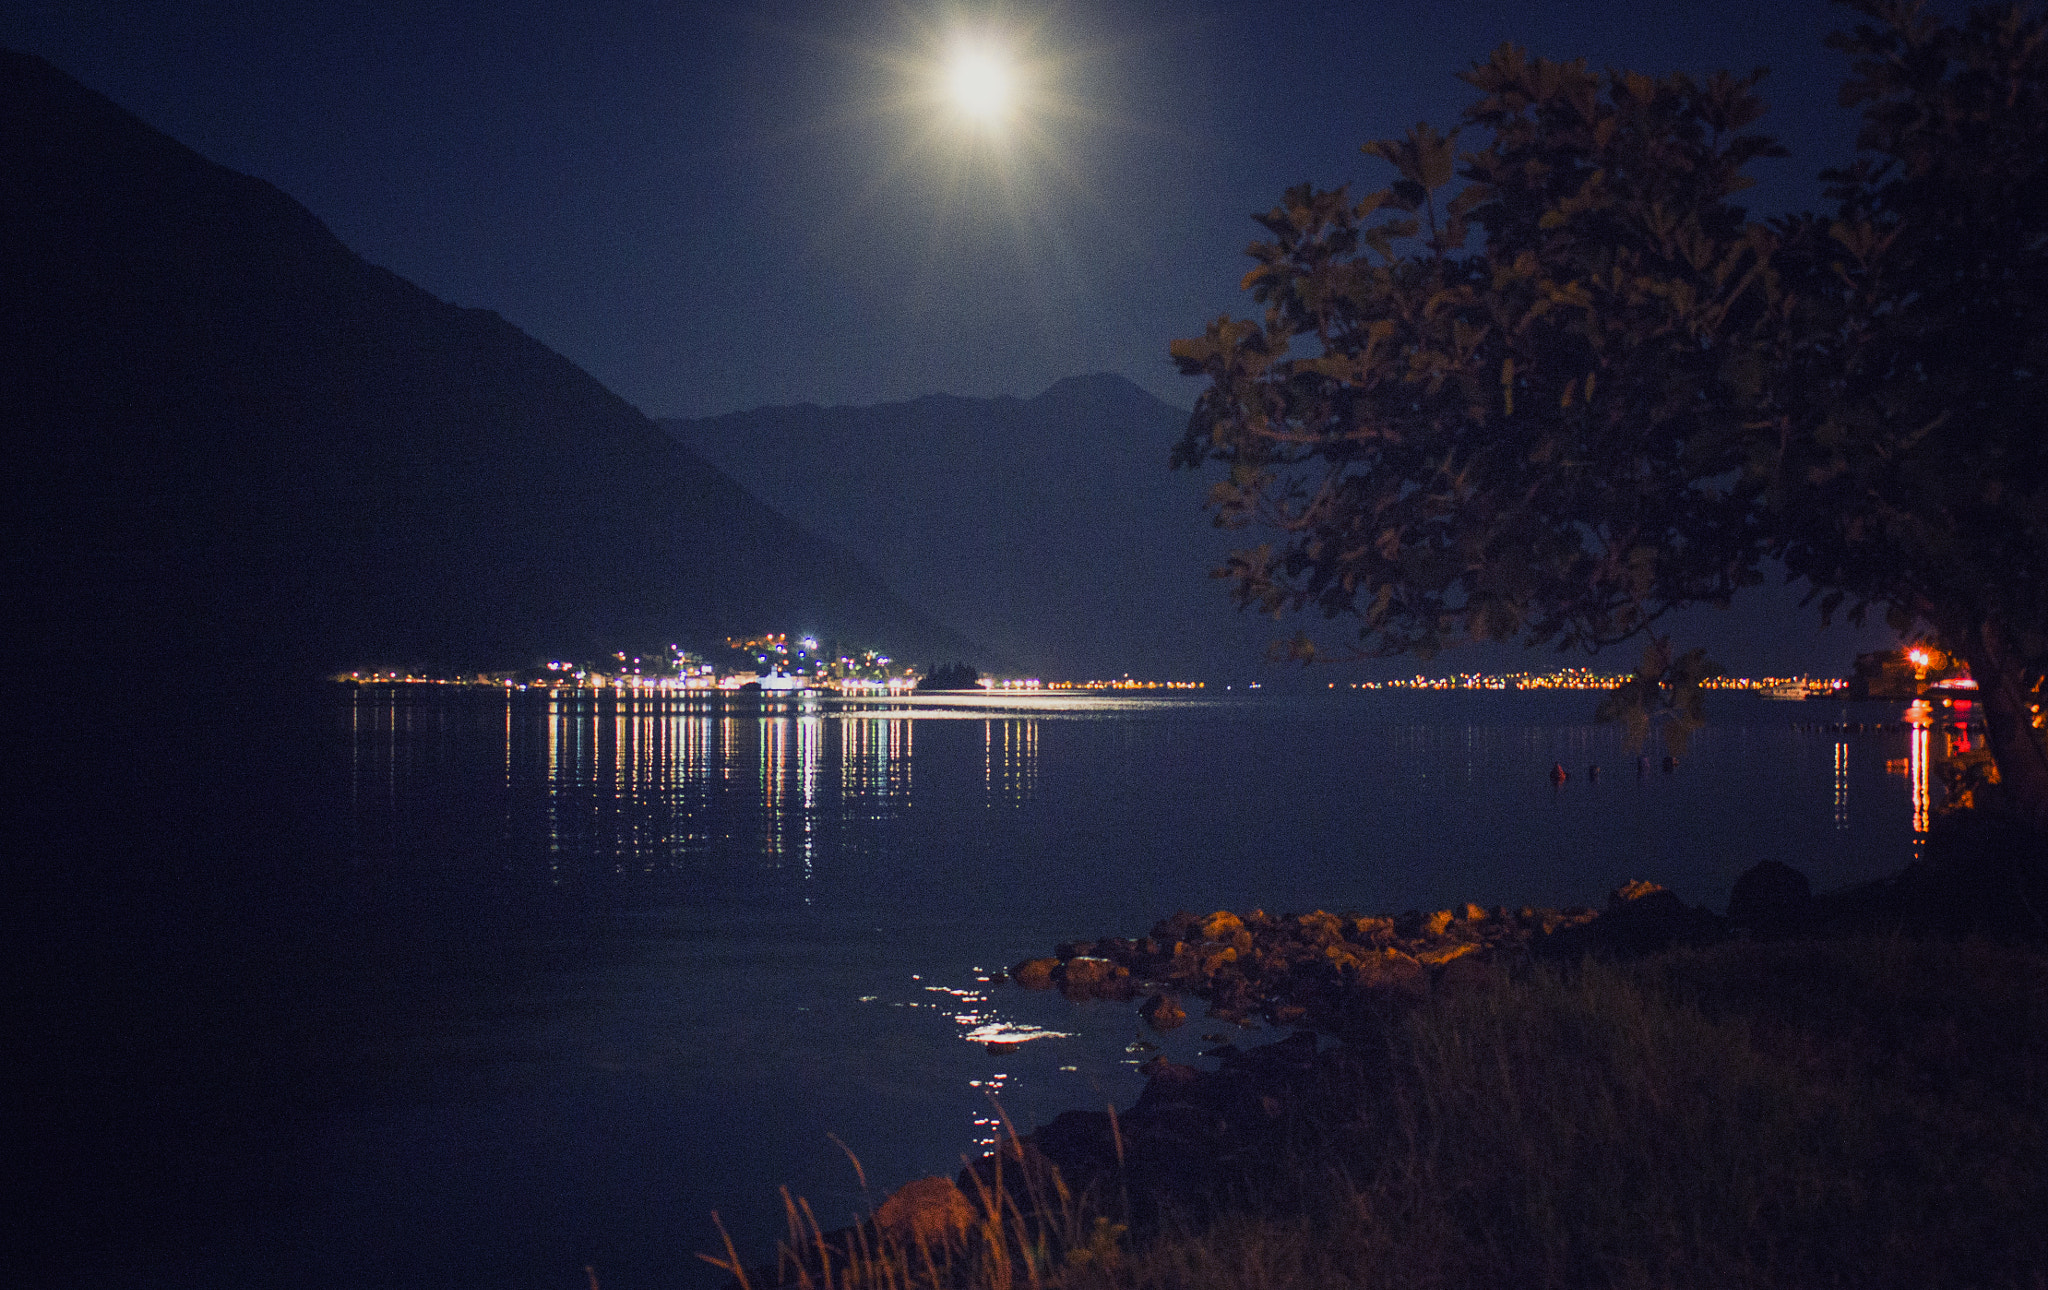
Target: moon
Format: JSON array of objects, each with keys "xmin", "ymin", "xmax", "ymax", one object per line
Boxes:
[{"xmin": 942, "ymin": 39, "xmax": 1014, "ymax": 128}]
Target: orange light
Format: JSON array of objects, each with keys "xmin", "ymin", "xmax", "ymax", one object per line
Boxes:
[{"xmin": 1908, "ymin": 648, "xmax": 1931, "ymax": 667}]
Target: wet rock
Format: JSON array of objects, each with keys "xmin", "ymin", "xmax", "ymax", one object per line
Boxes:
[
  {"xmin": 1061, "ymin": 956, "xmax": 1115, "ymax": 986},
  {"xmin": 1137, "ymin": 1055, "xmax": 1199, "ymax": 1086},
  {"xmin": 1057, "ymin": 956, "xmax": 1133, "ymax": 1000},
  {"xmin": 1017, "ymin": 883, "xmax": 1734, "ymax": 1038},
  {"xmin": 873, "ymin": 1176, "xmax": 974, "ymax": 1245},
  {"xmin": 1010, "ymin": 957, "xmax": 1057, "ymax": 989},
  {"xmin": 1139, "ymin": 992, "xmax": 1187, "ymax": 1031}
]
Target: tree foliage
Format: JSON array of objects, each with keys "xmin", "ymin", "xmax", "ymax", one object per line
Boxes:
[
  {"xmin": 1171, "ymin": 1, "xmax": 2048, "ymax": 827},
  {"xmin": 1772, "ymin": 1, "xmax": 2048, "ymax": 821}
]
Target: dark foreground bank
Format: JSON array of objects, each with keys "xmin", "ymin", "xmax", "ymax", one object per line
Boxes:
[{"xmin": 716, "ymin": 830, "xmax": 2048, "ymax": 1290}]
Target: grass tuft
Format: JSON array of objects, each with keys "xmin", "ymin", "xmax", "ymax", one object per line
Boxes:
[{"xmin": 715, "ymin": 936, "xmax": 2048, "ymax": 1289}]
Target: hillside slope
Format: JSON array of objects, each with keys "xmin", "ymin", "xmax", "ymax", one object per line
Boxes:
[
  {"xmin": 2, "ymin": 48, "xmax": 977, "ymax": 677},
  {"xmin": 665, "ymin": 375, "xmax": 1285, "ymax": 680}
]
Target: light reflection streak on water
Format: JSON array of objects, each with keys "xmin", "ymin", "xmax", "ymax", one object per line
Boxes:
[
  {"xmin": 799, "ymin": 708, "xmax": 821, "ymax": 893},
  {"xmin": 350, "ymin": 688, "xmax": 1927, "ymax": 903},
  {"xmin": 1910, "ymin": 724, "xmax": 1931, "ymax": 852},
  {"xmin": 445, "ymin": 698, "xmax": 948, "ymax": 877},
  {"xmin": 345, "ymin": 693, "xmax": 1076, "ymax": 883},
  {"xmin": 1833, "ymin": 738, "xmax": 1850, "ymax": 831},
  {"xmin": 983, "ymin": 719, "xmax": 1040, "ymax": 808},
  {"xmin": 919, "ymin": 979, "xmax": 1073, "ymax": 1149},
  {"xmin": 349, "ymin": 686, "xmax": 360, "ymax": 822}
]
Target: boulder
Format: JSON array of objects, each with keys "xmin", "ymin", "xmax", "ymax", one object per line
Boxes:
[
  {"xmin": 1010, "ymin": 957, "xmax": 1057, "ymax": 989},
  {"xmin": 1197, "ymin": 910, "xmax": 1244, "ymax": 940},
  {"xmin": 1060, "ymin": 957, "xmax": 1116, "ymax": 987},
  {"xmin": 1295, "ymin": 910, "xmax": 1344, "ymax": 941},
  {"xmin": 1727, "ymin": 860, "xmax": 1814, "ymax": 933},
  {"xmin": 873, "ymin": 1177, "xmax": 974, "ymax": 1246},
  {"xmin": 1136, "ymin": 1055, "xmax": 1200, "ymax": 1087},
  {"xmin": 1540, "ymin": 883, "xmax": 1725, "ymax": 956},
  {"xmin": 1056, "ymin": 956, "xmax": 1132, "ymax": 999},
  {"xmin": 1139, "ymin": 993, "xmax": 1187, "ymax": 1031}
]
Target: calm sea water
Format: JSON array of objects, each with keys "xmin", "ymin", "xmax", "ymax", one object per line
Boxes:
[{"xmin": 18, "ymin": 685, "xmax": 1922, "ymax": 1288}]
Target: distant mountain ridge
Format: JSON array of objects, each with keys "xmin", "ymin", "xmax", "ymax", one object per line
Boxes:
[
  {"xmin": 664, "ymin": 374, "xmax": 1286, "ymax": 680},
  {"xmin": 2, "ymin": 47, "xmax": 979, "ymax": 676}
]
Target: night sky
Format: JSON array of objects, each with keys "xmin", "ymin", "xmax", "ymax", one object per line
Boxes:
[{"xmin": 6, "ymin": 1, "xmax": 1876, "ymax": 421}]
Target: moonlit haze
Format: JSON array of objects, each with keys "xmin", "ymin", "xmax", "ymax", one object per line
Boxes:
[
  {"xmin": 943, "ymin": 37, "xmax": 1014, "ymax": 126},
  {"xmin": 2, "ymin": 2, "xmax": 1870, "ymax": 420}
]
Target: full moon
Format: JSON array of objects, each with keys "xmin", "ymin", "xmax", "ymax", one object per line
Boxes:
[{"xmin": 944, "ymin": 41, "xmax": 1013, "ymax": 125}]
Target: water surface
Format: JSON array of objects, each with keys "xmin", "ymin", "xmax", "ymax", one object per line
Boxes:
[{"xmin": 21, "ymin": 685, "xmax": 1921, "ymax": 1288}]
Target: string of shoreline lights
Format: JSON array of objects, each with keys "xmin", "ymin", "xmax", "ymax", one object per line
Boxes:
[
  {"xmin": 1339, "ymin": 670, "xmax": 1846, "ymax": 692},
  {"xmin": 334, "ymin": 668, "xmax": 1844, "ymax": 693}
]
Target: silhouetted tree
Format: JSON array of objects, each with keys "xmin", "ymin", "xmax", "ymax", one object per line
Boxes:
[{"xmin": 1170, "ymin": 1, "xmax": 2048, "ymax": 827}]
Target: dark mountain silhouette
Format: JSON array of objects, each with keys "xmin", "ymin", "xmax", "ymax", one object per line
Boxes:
[
  {"xmin": 2, "ymin": 48, "xmax": 979, "ymax": 679},
  {"xmin": 664, "ymin": 374, "xmax": 1288, "ymax": 680}
]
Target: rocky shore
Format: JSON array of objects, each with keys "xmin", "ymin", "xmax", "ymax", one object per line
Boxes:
[
  {"xmin": 1005, "ymin": 877, "xmax": 1719, "ymax": 1034},
  {"xmin": 958, "ymin": 875, "xmax": 1735, "ymax": 1229},
  {"xmin": 730, "ymin": 827, "xmax": 2048, "ymax": 1287}
]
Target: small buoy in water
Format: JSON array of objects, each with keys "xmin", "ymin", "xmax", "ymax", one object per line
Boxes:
[
  {"xmin": 1550, "ymin": 761, "xmax": 1568, "ymax": 784},
  {"xmin": 1662, "ymin": 755, "xmax": 1678, "ymax": 773},
  {"xmin": 1587, "ymin": 764, "xmax": 1600, "ymax": 782}
]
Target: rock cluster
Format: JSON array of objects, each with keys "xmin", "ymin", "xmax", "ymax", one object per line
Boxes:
[
  {"xmin": 1009, "ymin": 882, "xmax": 1727, "ymax": 1032},
  {"xmin": 955, "ymin": 1029, "xmax": 1362, "ymax": 1226}
]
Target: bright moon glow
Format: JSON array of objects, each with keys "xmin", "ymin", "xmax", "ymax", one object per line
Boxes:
[
  {"xmin": 817, "ymin": 13, "xmax": 1112, "ymax": 284},
  {"xmin": 945, "ymin": 42, "xmax": 1012, "ymax": 125}
]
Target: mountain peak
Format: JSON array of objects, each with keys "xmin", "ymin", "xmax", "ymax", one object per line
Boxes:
[{"xmin": 1034, "ymin": 372, "xmax": 1174, "ymax": 410}]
